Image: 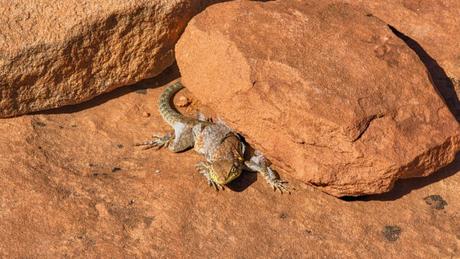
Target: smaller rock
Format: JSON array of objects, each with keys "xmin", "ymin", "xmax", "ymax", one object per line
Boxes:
[
  {"xmin": 176, "ymin": 95, "xmax": 191, "ymax": 107},
  {"xmin": 383, "ymin": 225, "xmax": 401, "ymax": 242},
  {"xmin": 424, "ymin": 195, "xmax": 448, "ymax": 210},
  {"xmin": 142, "ymin": 112, "xmax": 151, "ymax": 118}
]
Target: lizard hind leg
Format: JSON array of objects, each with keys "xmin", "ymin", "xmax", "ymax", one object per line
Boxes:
[
  {"xmin": 135, "ymin": 132, "xmax": 173, "ymax": 150},
  {"xmin": 136, "ymin": 122, "xmax": 195, "ymax": 152},
  {"xmin": 244, "ymin": 152, "xmax": 290, "ymax": 194},
  {"xmin": 168, "ymin": 122, "xmax": 195, "ymax": 152}
]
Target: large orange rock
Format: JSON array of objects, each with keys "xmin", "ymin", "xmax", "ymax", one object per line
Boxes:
[
  {"xmin": 0, "ymin": 0, "xmax": 222, "ymax": 118},
  {"xmin": 176, "ymin": 0, "xmax": 460, "ymax": 196}
]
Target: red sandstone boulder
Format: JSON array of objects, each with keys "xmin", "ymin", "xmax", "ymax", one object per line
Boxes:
[
  {"xmin": 176, "ymin": 0, "xmax": 460, "ymax": 196},
  {"xmin": 0, "ymin": 0, "xmax": 222, "ymax": 118}
]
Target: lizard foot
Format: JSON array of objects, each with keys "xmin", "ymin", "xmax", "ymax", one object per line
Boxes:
[
  {"xmin": 195, "ymin": 162, "xmax": 225, "ymax": 191},
  {"xmin": 265, "ymin": 168, "xmax": 290, "ymax": 194},
  {"xmin": 245, "ymin": 157, "xmax": 290, "ymax": 194},
  {"xmin": 135, "ymin": 133, "xmax": 172, "ymax": 150}
]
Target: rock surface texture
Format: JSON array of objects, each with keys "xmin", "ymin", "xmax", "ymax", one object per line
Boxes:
[
  {"xmin": 346, "ymin": 0, "xmax": 460, "ymax": 119},
  {"xmin": 0, "ymin": 69, "xmax": 459, "ymax": 257},
  {"xmin": 0, "ymin": 0, "xmax": 222, "ymax": 118},
  {"xmin": 176, "ymin": 0, "xmax": 460, "ymax": 196}
]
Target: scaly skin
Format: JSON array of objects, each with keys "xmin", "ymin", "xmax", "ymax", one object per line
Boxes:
[{"xmin": 137, "ymin": 81, "xmax": 289, "ymax": 193}]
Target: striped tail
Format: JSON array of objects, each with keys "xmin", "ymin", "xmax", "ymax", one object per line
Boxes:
[{"xmin": 158, "ymin": 81, "xmax": 194, "ymax": 126}]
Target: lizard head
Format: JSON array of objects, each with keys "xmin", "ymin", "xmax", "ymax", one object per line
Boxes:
[{"xmin": 208, "ymin": 159, "xmax": 243, "ymax": 185}]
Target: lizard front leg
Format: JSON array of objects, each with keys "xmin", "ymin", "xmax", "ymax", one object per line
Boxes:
[
  {"xmin": 244, "ymin": 152, "xmax": 289, "ymax": 194},
  {"xmin": 195, "ymin": 161, "xmax": 225, "ymax": 191}
]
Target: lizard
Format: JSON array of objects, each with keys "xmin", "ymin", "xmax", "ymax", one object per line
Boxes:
[{"xmin": 136, "ymin": 81, "xmax": 289, "ymax": 193}]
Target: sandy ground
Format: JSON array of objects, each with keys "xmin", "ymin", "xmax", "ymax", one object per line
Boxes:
[{"xmin": 0, "ymin": 66, "xmax": 458, "ymax": 258}]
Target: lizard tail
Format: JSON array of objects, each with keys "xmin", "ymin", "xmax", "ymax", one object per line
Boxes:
[{"xmin": 158, "ymin": 81, "xmax": 192, "ymax": 126}]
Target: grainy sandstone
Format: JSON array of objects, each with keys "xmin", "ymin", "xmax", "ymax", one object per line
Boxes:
[
  {"xmin": 346, "ymin": 0, "xmax": 460, "ymax": 118},
  {"xmin": 0, "ymin": 0, "xmax": 221, "ymax": 117}
]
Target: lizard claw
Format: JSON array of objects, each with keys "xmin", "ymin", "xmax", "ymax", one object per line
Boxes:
[
  {"xmin": 209, "ymin": 180, "xmax": 225, "ymax": 191},
  {"xmin": 196, "ymin": 162, "xmax": 224, "ymax": 191},
  {"xmin": 245, "ymin": 154, "xmax": 291, "ymax": 194},
  {"xmin": 269, "ymin": 179, "xmax": 290, "ymax": 194},
  {"xmin": 265, "ymin": 167, "xmax": 291, "ymax": 194}
]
